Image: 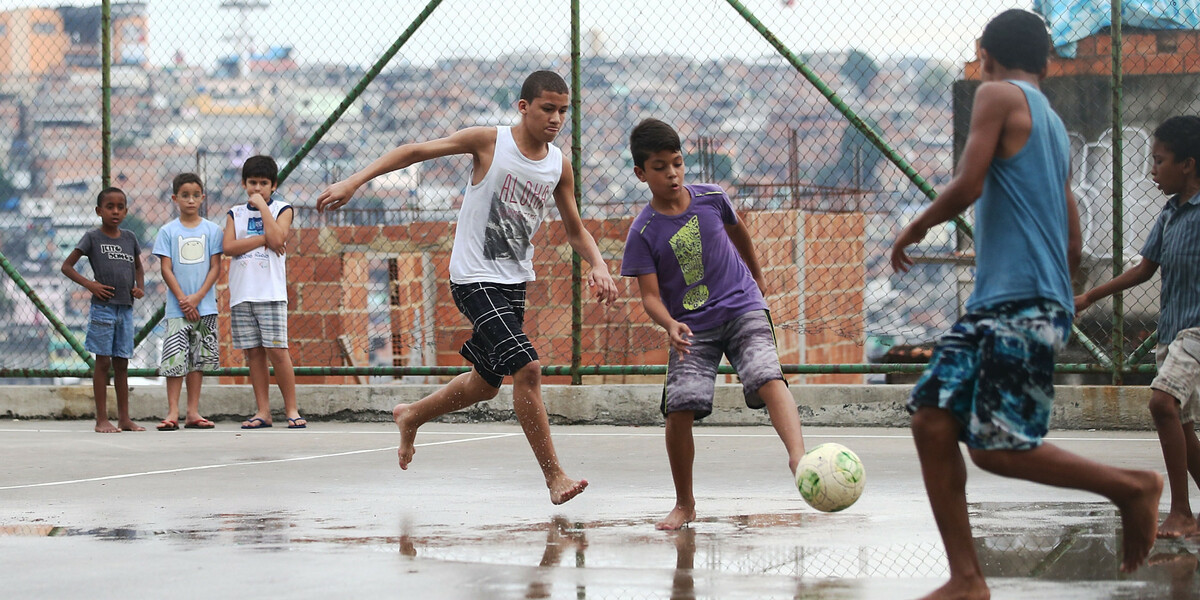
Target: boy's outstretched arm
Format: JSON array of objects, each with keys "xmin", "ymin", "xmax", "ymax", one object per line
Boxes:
[
  {"xmin": 725, "ymin": 220, "xmax": 767, "ymax": 295},
  {"xmin": 890, "ymin": 81, "xmax": 1017, "ymax": 273},
  {"xmin": 635, "ymin": 274, "xmax": 692, "ymax": 354},
  {"xmin": 554, "ymin": 155, "xmax": 617, "ymax": 306},
  {"xmin": 61, "ymin": 249, "xmax": 114, "ymax": 301},
  {"xmin": 316, "ymin": 127, "xmax": 493, "ymax": 213},
  {"xmin": 1075, "ymin": 257, "xmax": 1158, "ymax": 314}
]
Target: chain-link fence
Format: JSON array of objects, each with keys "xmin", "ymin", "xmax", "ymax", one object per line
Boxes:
[{"xmin": 0, "ymin": 1, "xmax": 1186, "ymax": 384}]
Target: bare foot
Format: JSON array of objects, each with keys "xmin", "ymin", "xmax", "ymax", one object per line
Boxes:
[
  {"xmin": 94, "ymin": 420, "xmax": 120, "ymax": 433},
  {"xmin": 916, "ymin": 577, "xmax": 990, "ymax": 600},
  {"xmin": 656, "ymin": 505, "xmax": 696, "ymax": 530},
  {"xmin": 1158, "ymin": 511, "xmax": 1198, "ymax": 539},
  {"xmin": 118, "ymin": 420, "xmax": 145, "ymax": 432},
  {"xmin": 1117, "ymin": 471, "xmax": 1164, "ymax": 573},
  {"xmin": 548, "ymin": 476, "xmax": 588, "ymax": 505},
  {"xmin": 392, "ymin": 403, "xmax": 418, "ymax": 470}
]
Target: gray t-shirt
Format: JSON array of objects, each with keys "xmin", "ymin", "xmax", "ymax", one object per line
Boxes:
[{"xmin": 75, "ymin": 228, "xmax": 140, "ymax": 306}]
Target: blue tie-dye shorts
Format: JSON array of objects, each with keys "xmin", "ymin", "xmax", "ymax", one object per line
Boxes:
[{"xmin": 907, "ymin": 298, "xmax": 1072, "ymax": 451}]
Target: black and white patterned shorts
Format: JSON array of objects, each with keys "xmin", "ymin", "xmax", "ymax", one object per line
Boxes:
[{"xmin": 451, "ymin": 282, "xmax": 539, "ymax": 388}]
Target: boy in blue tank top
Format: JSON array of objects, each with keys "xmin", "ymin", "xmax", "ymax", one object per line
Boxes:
[
  {"xmin": 889, "ymin": 9, "xmax": 1161, "ymax": 598},
  {"xmin": 316, "ymin": 71, "xmax": 618, "ymax": 505}
]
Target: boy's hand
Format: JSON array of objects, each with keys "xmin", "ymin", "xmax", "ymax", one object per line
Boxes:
[
  {"xmin": 666, "ymin": 321, "xmax": 693, "ymax": 355},
  {"xmin": 588, "ymin": 268, "xmax": 618, "ymax": 307},
  {"xmin": 131, "ymin": 286, "xmax": 144, "ymax": 300},
  {"xmin": 265, "ymin": 237, "xmax": 286, "ymax": 255},
  {"xmin": 182, "ymin": 305, "xmax": 200, "ymax": 321},
  {"xmin": 316, "ymin": 180, "xmax": 358, "ymax": 213},
  {"xmin": 178, "ymin": 293, "xmax": 199, "ymax": 320},
  {"xmin": 247, "ymin": 193, "xmax": 269, "ymax": 211},
  {"xmin": 890, "ymin": 222, "xmax": 928, "ymax": 274},
  {"xmin": 1074, "ymin": 293, "xmax": 1093, "ymax": 315},
  {"xmin": 86, "ymin": 281, "xmax": 115, "ymax": 300}
]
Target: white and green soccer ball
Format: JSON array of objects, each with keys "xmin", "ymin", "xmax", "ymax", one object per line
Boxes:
[{"xmin": 795, "ymin": 443, "xmax": 865, "ymax": 512}]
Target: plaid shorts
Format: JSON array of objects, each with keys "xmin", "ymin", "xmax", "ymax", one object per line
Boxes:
[
  {"xmin": 907, "ymin": 298, "xmax": 1071, "ymax": 450},
  {"xmin": 159, "ymin": 315, "xmax": 219, "ymax": 377},
  {"xmin": 1151, "ymin": 328, "xmax": 1200, "ymax": 424},
  {"xmin": 230, "ymin": 301, "xmax": 288, "ymax": 350},
  {"xmin": 662, "ymin": 310, "xmax": 785, "ymax": 419},
  {"xmin": 451, "ymin": 282, "xmax": 538, "ymax": 388}
]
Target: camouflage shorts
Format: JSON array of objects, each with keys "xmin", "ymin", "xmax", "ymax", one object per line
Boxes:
[
  {"xmin": 907, "ymin": 298, "xmax": 1071, "ymax": 450},
  {"xmin": 159, "ymin": 315, "xmax": 219, "ymax": 377}
]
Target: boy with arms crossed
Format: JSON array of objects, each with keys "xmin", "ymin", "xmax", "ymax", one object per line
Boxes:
[
  {"xmin": 1077, "ymin": 115, "xmax": 1200, "ymax": 539},
  {"xmin": 61, "ymin": 187, "xmax": 145, "ymax": 433},
  {"xmin": 890, "ymin": 10, "xmax": 1161, "ymax": 599},
  {"xmin": 620, "ymin": 118, "xmax": 806, "ymax": 530},
  {"xmin": 153, "ymin": 173, "xmax": 223, "ymax": 430},
  {"xmin": 316, "ymin": 71, "xmax": 617, "ymax": 504}
]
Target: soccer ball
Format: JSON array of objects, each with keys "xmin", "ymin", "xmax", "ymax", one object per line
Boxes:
[{"xmin": 795, "ymin": 443, "xmax": 865, "ymax": 512}]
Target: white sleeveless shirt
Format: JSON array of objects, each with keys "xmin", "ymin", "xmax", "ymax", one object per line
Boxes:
[
  {"xmin": 227, "ymin": 197, "xmax": 291, "ymax": 306},
  {"xmin": 449, "ymin": 126, "xmax": 562, "ymax": 284}
]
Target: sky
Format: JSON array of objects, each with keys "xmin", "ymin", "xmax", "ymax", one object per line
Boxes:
[{"xmin": 2, "ymin": 0, "xmax": 1032, "ymax": 68}]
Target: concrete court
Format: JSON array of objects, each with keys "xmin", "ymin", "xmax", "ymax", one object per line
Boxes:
[{"xmin": 1, "ymin": 420, "xmax": 1198, "ymax": 600}]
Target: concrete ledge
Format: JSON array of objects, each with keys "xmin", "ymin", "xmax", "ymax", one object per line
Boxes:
[{"xmin": 0, "ymin": 384, "xmax": 1155, "ymax": 430}]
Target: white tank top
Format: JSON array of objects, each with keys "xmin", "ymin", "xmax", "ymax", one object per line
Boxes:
[
  {"xmin": 449, "ymin": 126, "xmax": 562, "ymax": 284},
  {"xmin": 227, "ymin": 197, "xmax": 291, "ymax": 306}
]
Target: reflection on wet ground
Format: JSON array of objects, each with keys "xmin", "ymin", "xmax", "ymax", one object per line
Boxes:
[{"xmin": 6, "ymin": 503, "xmax": 1200, "ymax": 598}]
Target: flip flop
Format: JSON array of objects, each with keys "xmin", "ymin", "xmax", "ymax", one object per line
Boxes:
[
  {"xmin": 156, "ymin": 419, "xmax": 179, "ymax": 431},
  {"xmin": 184, "ymin": 418, "xmax": 215, "ymax": 429},
  {"xmin": 287, "ymin": 417, "xmax": 307, "ymax": 429},
  {"xmin": 240, "ymin": 417, "xmax": 272, "ymax": 429}
]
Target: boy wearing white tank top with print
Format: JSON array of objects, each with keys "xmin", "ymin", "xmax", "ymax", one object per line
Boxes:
[{"xmin": 317, "ymin": 71, "xmax": 618, "ymax": 505}]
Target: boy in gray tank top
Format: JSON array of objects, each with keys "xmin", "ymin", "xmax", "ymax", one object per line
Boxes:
[
  {"xmin": 317, "ymin": 70, "xmax": 618, "ymax": 505},
  {"xmin": 889, "ymin": 10, "xmax": 1161, "ymax": 597}
]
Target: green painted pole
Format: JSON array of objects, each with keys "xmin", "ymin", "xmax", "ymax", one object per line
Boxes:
[
  {"xmin": 277, "ymin": 0, "xmax": 446, "ymax": 183},
  {"xmin": 569, "ymin": 0, "xmax": 583, "ymax": 385},
  {"xmin": 1072, "ymin": 323, "xmax": 1113, "ymax": 368},
  {"xmin": 1111, "ymin": 0, "xmax": 1125, "ymax": 385},
  {"xmin": 0, "ymin": 249, "xmax": 93, "ymax": 367},
  {"xmin": 101, "ymin": 0, "xmax": 112, "ymax": 189},
  {"xmin": 1126, "ymin": 331, "xmax": 1157, "ymax": 366}
]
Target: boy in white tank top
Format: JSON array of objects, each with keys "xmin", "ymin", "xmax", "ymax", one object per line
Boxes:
[{"xmin": 317, "ymin": 71, "xmax": 617, "ymax": 505}]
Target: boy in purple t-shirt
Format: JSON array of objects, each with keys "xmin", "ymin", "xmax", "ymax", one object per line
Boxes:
[{"xmin": 620, "ymin": 118, "xmax": 806, "ymax": 530}]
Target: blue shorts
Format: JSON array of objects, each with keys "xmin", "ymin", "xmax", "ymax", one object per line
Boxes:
[
  {"xmin": 85, "ymin": 302, "xmax": 135, "ymax": 359},
  {"xmin": 907, "ymin": 298, "xmax": 1071, "ymax": 450}
]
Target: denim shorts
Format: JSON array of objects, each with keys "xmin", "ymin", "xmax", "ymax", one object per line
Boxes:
[
  {"xmin": 907, "ymin": 298, "xmax": 1071, "ymax": 450},
  {"xmin": 85, "ymin": 302, "xmax": 135, "ymax": 359}
]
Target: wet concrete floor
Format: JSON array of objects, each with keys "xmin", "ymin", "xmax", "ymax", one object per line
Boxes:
[{"xmin": 1, "ymin": 421, "xmax": 1198, "ymax": 599}]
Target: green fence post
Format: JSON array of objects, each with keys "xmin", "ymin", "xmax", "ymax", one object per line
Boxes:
[
  {"xmin": 1111, "ymin": 0, "xmax": 1125, "ymax": 385},
  {"xmin": 569, "ymin": 0, "xmax": 583, "ymax": 385},
  {"xmin": 101, "ymin": 0, "xmax": 112, "ymax": 189},
  {"xmin": 0, "ymin": 249, "xmax": 93, "ymax": 367}
]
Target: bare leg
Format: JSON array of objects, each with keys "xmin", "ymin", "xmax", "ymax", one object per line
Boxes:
[
  {"xmin": 911, "ymin": 408, "xmax": 989, "ymax": 600},
  {"xmin": 184, "ymin": 371, "xmax": 205, "ymax": 424},
  {"xmin": 511, "ymin": 361, "xmax": 587, "ymax": 505},
  {"xmin": 92, "ymin": 355, "xmax": 118, "ymax": 433},
  {"xmin": 658, "ymin": 410, "xmax": 697, "ymax": 530},
  {"xmin": 759, "ymin": 380, "xmax": 805, "ymax": 474},
  {"xmin": 392, "ymin": 369, "xmax": 500, "ymax": 469},
  {"xmin": 1150, "ymin": 390, "xmax": 1197, "ymax": 538},
  {"xmin": 113, "ymin": 357, "xmax": 142, "ymax": 431},
  {"xmin": 265, "ymin": 347, "xmax": 301, "ymax": 424},
  {"xmin": 969, "ymin": 442, "xmax": 1162, "ymax": 573},
  {"xmin": 164, "ymin": 375, "xmax": 183, "ymax": 424},
  {"xmin": 671, "ymin": 527, "xmax": 697, "ymax": 598},
  {"xmin": 241, "ymin": 347, "xmax": 272, "ymax": 426},
  {"xmin": 1184, "ymin": 425, "xmax": 1200, "ymax": 489}
]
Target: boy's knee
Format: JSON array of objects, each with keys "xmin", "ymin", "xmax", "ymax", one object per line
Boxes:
[
  {"xmin": 967, "ymin": 448, "xmax": 1006, "ymax": 473},
  {"xmin": 910, "ymin": 408, "xmax": 957, "ymax": 443},
  {"xmin": 512, "ymin": 361, "xmax": 542, "ymax": 386},
  {"xmin": 1149, "ymin": 391, "xmax": 1181, "ymax": 424}
]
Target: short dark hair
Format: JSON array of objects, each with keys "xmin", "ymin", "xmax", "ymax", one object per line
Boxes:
[
  {"xmin": 980, "ymin": 9, "xmax": 1051, "ymax": 74},
  {"xmin": 629, "ymin": 118, "xmax": 682, "ymax": 169},
  {"xmin": 519, "ymin": 70, "xmax": 569, "ymax": 102},
  {"xmin": 96, "ymin": 186, "xmax": 126, "ymax": 207},
  {"xmin": 241, "ymin": 155, "xmax": 278, "ymax": 185},
  {"xmin": 1154, "ymin": 115, "xmax": 1200, "ymax": 166},
  {"xmin": 172, "ymin": 172, "xmax": 204, "ymax": 195}
]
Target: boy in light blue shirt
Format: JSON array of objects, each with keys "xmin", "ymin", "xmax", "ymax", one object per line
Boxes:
[{"xmin": 152, "ymin": 173, "xmax": 223, "ymax": 430}]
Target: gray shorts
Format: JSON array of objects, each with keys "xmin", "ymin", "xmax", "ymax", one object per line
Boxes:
[
  {"xmin": 662, "ymin": 309, "xmax": 784, "ymax": 419},
  {"xmin": 230, "ymin": 301, "xmax": 288, "ymax": 350},
  {"xmin": 1152, "ymin": 328, "xmax": 1200, "ymax": 424}
]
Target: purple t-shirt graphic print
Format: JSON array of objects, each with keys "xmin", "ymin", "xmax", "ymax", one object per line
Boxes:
[{"xmin": 620, "ymin": 183, "xmax": 768, "ymax": 331}]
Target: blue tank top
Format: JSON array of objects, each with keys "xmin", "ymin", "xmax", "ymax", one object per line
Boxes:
[{"xmin": 968, "ymin": 80, "xmax": 1073, "ymax": 313}]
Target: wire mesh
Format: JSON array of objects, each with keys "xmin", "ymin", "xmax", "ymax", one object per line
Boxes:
[{"xmin": 0, "ymin": 1, "xmax": 1184, "ymax": 383}]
